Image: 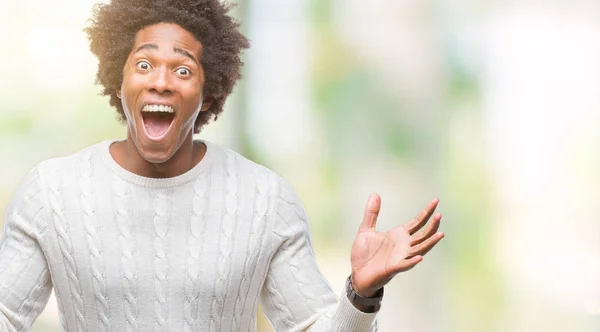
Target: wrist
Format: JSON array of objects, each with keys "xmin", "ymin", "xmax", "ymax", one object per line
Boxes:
[
  {"xmin": 346, "ymin": 275, "xmax": 383, "ymax": 313},
  {"xmin": 350, "ymin": 275, "xmax": 378, "ymax": 298}
]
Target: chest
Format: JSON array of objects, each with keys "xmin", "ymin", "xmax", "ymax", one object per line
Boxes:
[{"xmin": 41, "ymin": 176, "xmax": 273, "ymax": 311}]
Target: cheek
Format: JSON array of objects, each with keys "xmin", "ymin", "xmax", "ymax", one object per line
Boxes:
[
  {"xmin": 185, "ymin": 87, "xmax": 204, "ymax": 114},
  {"xmin": 120, "ymin": 86, "xmax": 133, "ymax": 116},
  {"xmin": 119, "ymin": 84, "xmax": 138, "ymax": 129},
  {"xmin": 120, "ymin": 75, "xmax": 139, "ymax": 113}
]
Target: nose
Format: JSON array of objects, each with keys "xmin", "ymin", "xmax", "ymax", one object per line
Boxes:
[{"xmin": 147, "ymin": 67, "xmax": 173, "ymax": 94}]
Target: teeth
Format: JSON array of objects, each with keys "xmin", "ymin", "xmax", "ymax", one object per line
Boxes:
[{"xmin": 142, "ymin": 104, "xmax": 174, "ymax": 113}]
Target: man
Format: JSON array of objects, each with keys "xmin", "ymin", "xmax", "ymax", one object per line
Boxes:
[{"xmin": 0, "ymin": 0, "xmax": 444, "ymax": 331}]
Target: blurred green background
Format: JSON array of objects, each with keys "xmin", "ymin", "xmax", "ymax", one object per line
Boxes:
[{"xmin": 1, "ymin": 0, "xmax": 599, "ymax": 331}]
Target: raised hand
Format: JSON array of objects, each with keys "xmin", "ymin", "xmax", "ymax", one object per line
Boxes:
[{"xmin": 350, "ymin": 194, "xmax": 444, "ymax": 297}]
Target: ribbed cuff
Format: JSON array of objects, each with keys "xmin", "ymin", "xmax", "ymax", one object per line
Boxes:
[{"xmin": 336, "ymin": 290, "xmax": 379, "ymax": 331}]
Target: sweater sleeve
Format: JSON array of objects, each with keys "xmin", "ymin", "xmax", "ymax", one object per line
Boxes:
[
  {"xmin": 260, "ymin": 176, "xmax": 378, "ymax": 332},
  {"xmin": 0, "ymin": 166, "xmax": 52, "ymax": 332}
]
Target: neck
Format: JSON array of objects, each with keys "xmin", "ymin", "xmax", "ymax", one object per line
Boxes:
[{"xmin": 111, "ymin": 132, "xmax": 206, "ymax": 179}]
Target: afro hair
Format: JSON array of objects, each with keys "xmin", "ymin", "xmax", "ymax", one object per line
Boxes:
[{"xmin": 84, "ymin": 0, "xmax": 250, "ymax": 133}]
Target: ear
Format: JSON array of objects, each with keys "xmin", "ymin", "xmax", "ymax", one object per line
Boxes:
[
  {"xmin": 116, "ymin": 87, "xmax": 122, "ymax": 99},
  {"xmin": 201, "ymin": 97, "xmax": 213, "ymax": 112}
]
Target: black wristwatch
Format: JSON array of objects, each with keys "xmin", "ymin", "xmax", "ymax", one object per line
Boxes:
[{"xmin": 345, "ymin": 275, "xmax": 384, "ymax": 313}]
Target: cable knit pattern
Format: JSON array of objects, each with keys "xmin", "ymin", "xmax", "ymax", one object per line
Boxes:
[
  {"xmin": 0, "ymin": 189, "xmax": 39, "ymax": 282},
  {"xmin": 233, "ymin": 166, "xmax": 270, "ymax": 332},
  {"xmin": 276, "ymin": 209, "xmax": 318, "ymax": 310},
  {"xmin": 153, "ymin": 191, "xmax": 170, "ymax": 331},
  {"xmin": 58, "ymin": 310, "xmax": 67, "ymax": 332},
  {"xmin": 209, "ymin": 152, "xmax": 238, "ymax": 332},
  {"xmin": 0, "ymin": 139, "xmax": 378, "ymax": 332},
  {"xmin": 47, "ymin": 163, "xmax": 87, "ymax": 332},
  {"xmin": 113, "ymin": 176, "xmax": 138, "ymax": 332},
  {"xmin": 0, "ymin": 165, "xmax": 53, "ymax": 331},
  {"xmin": 276, "ymin": 180, "xmax": 329, "ymax": 312},
  {"xmin": 265, "ymin": 273, "xmax": 296, "ymax": 329},
  {"xmin": 80, "ymin": 152, "xmax": 112, "ymax": 331},
  {"xmin": 22, "ymin": 269, "xmax": 51, "ymax": 327},
  {"xmin": 184, "ymin": 173, "xmax": 210, "ymax": 332}
]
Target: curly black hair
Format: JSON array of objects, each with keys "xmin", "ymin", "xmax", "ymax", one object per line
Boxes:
[{"xmin": 84, "ymin": 0, "xmax": 249, "ymax": 133}]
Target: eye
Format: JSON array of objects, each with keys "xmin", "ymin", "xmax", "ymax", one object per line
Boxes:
[
  {"xmin": 175, "ymin": 67, "xmax": 191, "ymax": 76},
  {"xmin": 136, "ymin": 61, "xmax": 151, "ymax": 70}
]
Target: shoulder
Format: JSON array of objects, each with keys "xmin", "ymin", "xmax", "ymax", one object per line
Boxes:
[
  {"xmin": 216, "ymin": 149, "xmax": 308, "ymax": 239},
  {"xmin": 1, "ymin": 142, "xmax": 100, "ymax": 238},
  {"xmin": 36, "ymin": 141, "xmax": 106, "ymax": 177},
  {"xmin": 206, "ymin": 140, "xmax": 305, "ymax": 222},
  {"xmin": 4, "ymin": 155, "xmax": 70, "ymax": 236},
  {"xmin": 207, "ymin": 140, "xmax": 284, "ymax": 187}
]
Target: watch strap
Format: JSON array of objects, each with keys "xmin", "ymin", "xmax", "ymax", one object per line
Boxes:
[{"xmin": 345, "ymin": 275, "xmax": 383, "ymax": 307}]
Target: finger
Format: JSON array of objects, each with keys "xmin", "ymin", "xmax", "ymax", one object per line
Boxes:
[
  {"xmin": 407, "ymin": 232, "xmax": 444, "ymax": 258},
  {"xmin": 411, "ymin": 213, "xmax": 442, "ymax": 246},
  {"xmin": 404, "ymin": 198, "xmax": 439, "ymax": 235},
  {"xmin": 392, "ymin": 255, "xmax": 422, "ymax": 274},
  {"xmin": 359, "ymin": 193, "xmax": 381, "ymax": 231}
]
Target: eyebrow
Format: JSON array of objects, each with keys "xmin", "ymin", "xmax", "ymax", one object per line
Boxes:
[
  {"xmin": 134, "ymin": 43, "xmax": 159, "ymax": 54},
  {"xmin": 133, "ymin": 43, "xmax": 199, "ymax": 65},
  {"xmin": 173, "ymin": 46, "xmax": 199, "ymax": 65}
]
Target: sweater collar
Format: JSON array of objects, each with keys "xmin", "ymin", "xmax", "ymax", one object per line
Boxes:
[{"xmin": 99, "ymin": 138, "xmax": 217, "ymax": 188}]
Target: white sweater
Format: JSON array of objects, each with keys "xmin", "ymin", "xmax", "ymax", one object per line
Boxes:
[{"xmin": 0, "ymin": 140, "xmax": 378, "ymax": 332}]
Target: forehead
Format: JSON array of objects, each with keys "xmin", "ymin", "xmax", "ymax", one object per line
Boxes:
[{"xmin": 133, "ymin": 23, "xmax": 202, "ymax": 55}]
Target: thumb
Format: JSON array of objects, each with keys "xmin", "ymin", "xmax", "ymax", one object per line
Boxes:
[{"xmin": 360, "ymin": 193, "xmax": 380, "ymax": 231}]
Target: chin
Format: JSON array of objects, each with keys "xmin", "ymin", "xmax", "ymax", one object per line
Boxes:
[
  {"xmin": 140, "ymin": 149, "xmax": 174, "ymax": 165},
  {"xmin": 134, "ymin": 134, "xmax": 177, "ymax": 165}
]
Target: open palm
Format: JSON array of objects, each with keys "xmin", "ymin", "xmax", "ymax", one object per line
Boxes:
[{"xmin": 350, "ymin": 194, "xmax": 444, "ymax": 297}]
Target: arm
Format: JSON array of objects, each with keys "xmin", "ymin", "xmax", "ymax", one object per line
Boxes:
[
  {"xmin": 260, "ymin": 177, "xmax": 377, "ymax": 332},
  {"xmin": 0, "ymin": 167, "xmax": 52, "ymax": 332},
  {"xmin": 261, "ymin": 177, "xmax": 445, "ymax": 331}
]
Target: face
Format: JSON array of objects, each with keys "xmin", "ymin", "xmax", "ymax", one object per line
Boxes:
[{"xmin": 118, "ymin": 23, "xmax": 211, "ymax": 164}]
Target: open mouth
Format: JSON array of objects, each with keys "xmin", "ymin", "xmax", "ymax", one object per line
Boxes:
[{"xmin": 141, "ymin": 104, "xmax": 175, "ymax": 140}]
